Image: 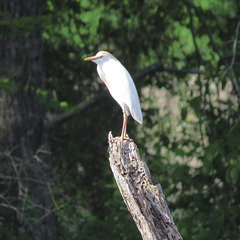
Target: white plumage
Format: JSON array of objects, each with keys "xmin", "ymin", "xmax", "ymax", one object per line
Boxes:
[{"xmin": 84, "ymin": 51, "xmax": 143, "ymax": 143}]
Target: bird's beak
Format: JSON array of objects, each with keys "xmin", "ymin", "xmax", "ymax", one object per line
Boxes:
[{"xmin": 84, "ymin": 55, "xmax": 101, "ymax": 61}]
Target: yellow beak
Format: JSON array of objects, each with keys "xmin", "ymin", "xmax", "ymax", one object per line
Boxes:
[{"xmin": 84, "ymin": 56, "xmax": 100, "ymax": 61}]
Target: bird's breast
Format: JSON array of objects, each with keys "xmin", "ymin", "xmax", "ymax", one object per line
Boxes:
[
  {"xmin": 97, "ymin": 65, "xmax": 111, "ymax": 90},
  {"xmin": 97, "ymin": 61, "xmax": 124, "ymax": 90}
]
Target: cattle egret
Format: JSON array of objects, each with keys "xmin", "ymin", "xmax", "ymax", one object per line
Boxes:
[{"xmin": 84, "ymin": 51, "xmax": 143, "ymax": 145}]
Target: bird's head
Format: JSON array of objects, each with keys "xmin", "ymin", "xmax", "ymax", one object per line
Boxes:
[{"xmin": 84, "ymin": 51, "xmax": 116, "ymax": 65}]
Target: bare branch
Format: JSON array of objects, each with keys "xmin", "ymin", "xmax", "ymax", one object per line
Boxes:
[
  {"xmin": 45, "ymin": 91, "xmax": 108, "ymax": 129},
  {"xmin": 160, "ymin": 66, "xmax": 201, "ymax": 75},
  {"xmin": 133, "ymin": 62, "xmax": 201, "ymax": 81},
  {"xmin": 186, "ymin": 0, "xmax": 221, "ymax": 57},
  {"xmin": 222, "ymin": 17, "xmax": 240, "ymax": 96},
  {"xmin": 46, "ymin": 62, "xmax": 201, "ymax": 128},
  {"xmin": 230, "ymin": 18, "xmax": 240, "ymax": 68},
  {"xmin": 184, "ymin": 0, "xmax": 202, "ymax": 66}
]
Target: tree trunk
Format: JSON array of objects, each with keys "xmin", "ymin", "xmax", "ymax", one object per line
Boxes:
[
  {"xmin": 0, "ymin": 0, "xmax": 56, "ymax": 238},
  {"xmin": 108, "ymin": 132, "xmax": 182, "ymax": 240}
]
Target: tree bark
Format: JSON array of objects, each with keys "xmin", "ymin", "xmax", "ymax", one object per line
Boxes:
[
  {"xmin": 0, "ymin": 0, "xmax": 56, "ymax": 239},
  {"xmin": 108, "ymin": 132, "xmax": 182, "ymax": 240}
]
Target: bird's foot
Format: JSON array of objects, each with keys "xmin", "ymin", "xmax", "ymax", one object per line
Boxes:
[
  {"xmin": 120, "ymin": 134, "xmax": 130, "ymax": 148},
  {"xmin": 108, "ymin": 132, "xmax": 131, "ymax": 149}
]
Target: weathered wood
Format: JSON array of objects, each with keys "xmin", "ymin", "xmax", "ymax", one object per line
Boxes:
[{"xmin": 108, "ymin": 132, "xmax": 183, "ymax": 240}]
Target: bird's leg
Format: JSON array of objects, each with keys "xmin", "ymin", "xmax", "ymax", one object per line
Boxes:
[
  {"xmin": 123, "ymin": 112, "xmax": 128, "ymax": 138},
  {"xmin": 120, "ymin": 111, "xmax": 128, "ymax": 146}
]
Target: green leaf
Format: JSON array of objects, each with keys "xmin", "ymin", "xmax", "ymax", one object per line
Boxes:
[
  {"xmin": 0, "ymin": 78, "xmax": 17, "ymax": 93},
  {"xmin": 181, "ymin": 106, "xmax": 188, "ymax": 120},
  {"xmin": 60, "ymin": 101, "xmax": 68, "ymax": 108},
  {"xmin": 36, "ymin": 88, "xmax": 48, "ymax": 100},
  {"xmin": 189, "ymin": 96, "xmax": 201, "ymax": 118}
]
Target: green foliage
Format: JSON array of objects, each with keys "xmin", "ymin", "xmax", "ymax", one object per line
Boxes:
[
  {"xmin": 0, "ymin": 217, "xmax": 25, "ymax": 240},
  {"xmin": 42, "ymin": 0, "xmax": 240, "ymax": 239},
  {"xmin": 3, "ymin": 0, "xmax": 240, "ymax": 239},
  {"xmin": 12, "ymin": 16, "xmax": 37, "ymax": 34},
  {"xmin": 0, "ymin": 78, "xmax": 17, "ymax": 93},
  {"xmin": 0, "ymin": 12, "xmax": 39, "ymax": 40}
]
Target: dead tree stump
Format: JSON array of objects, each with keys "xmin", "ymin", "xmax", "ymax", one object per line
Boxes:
[{"xmin": 108, "ymin": 132, "xmax": 183, "ymax": 240}]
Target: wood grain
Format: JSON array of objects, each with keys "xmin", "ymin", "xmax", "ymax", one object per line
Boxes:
[{"xmin": 108, "ymin": 132, "xmax": 183, "ymax": 240}]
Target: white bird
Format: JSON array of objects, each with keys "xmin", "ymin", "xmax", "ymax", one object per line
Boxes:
[{"xmin": 84, "ymin": 51, "xmax": 143, "ymax": 145}]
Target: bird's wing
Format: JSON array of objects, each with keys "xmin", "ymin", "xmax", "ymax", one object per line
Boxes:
[
  {"xmin": 98, "ymin": 61, "xmax": 143, "ymax": 124},
  {"xmin": 123, "ymin": 69, "xmax": 143, "ymax": 124}
]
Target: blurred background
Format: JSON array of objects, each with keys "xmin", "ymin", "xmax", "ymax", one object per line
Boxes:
[{"xmin": 0, "ymin": 0, "xmax": 240, "ymax": 239}]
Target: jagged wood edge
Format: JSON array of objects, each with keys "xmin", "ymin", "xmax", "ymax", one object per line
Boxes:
[{"xmin": 108, "ymin": 132, "xmax": 183, "ymax": 240}]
